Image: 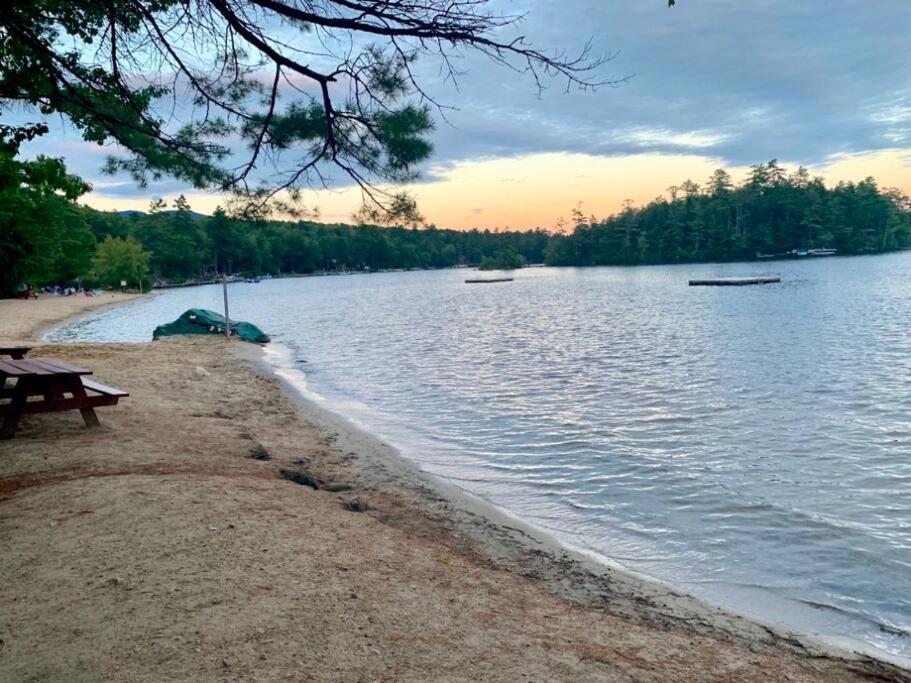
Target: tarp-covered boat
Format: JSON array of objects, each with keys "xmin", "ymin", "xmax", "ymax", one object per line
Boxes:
[{"xmin": 153, "ymin": 308, "xmax": 270, "ymax": 343}]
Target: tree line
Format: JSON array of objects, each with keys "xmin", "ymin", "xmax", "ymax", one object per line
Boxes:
[
  {"xmin": 2, "ymin": 154, "xmax": 909, "ymax": 297},
  {"xmin": 82, "ymin": 203, "xmax": 551, "ymax": 286},
  {"xmin": 546, "ymin": 161, "xmax": 911, "ymax": 266}
]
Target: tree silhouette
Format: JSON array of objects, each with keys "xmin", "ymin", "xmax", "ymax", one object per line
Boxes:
[{"xmin": 0, "ymin": 1, "xmax": 614, "ymax": 218}]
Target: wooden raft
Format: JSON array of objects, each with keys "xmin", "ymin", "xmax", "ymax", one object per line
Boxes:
[{"xmin": 689, "ymin": 277, "xmax": 781, "ymax": 287}]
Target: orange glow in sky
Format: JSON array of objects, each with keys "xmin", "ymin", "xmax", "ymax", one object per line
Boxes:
[{"xmin": 84, "ymin": 149, "xmax": 911, "ymax": 231}]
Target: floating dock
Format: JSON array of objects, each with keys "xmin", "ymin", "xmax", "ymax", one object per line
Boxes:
[
  {"xmin": 465, "ymin": 278, "xmax": 514, "ymax": 284},
  {"xmin": 689, "ymin": 277, "xmax": 780, "ymax": 287}
]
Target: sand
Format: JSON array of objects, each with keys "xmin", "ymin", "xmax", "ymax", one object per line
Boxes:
[
  {"xmin": 0, "ymin": 295, "xmax": 908, "ymax": 682},
  {"xmin": 0, "ymin": 293, "xmax": 142, "ymax": 341}
]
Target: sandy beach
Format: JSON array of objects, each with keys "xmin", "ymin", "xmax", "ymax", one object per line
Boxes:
[
  {"xmin": 0, "ymin": 293, "xmax": 143, "ymax": 340},
  {"xmin": 0, "ymin": 294, "xmax": 907, "ymax": 682}
]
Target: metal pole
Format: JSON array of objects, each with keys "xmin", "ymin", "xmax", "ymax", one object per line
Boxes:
[{"xmin": 222, "ymin": 272, "xmax": 231, "ymax": 340}]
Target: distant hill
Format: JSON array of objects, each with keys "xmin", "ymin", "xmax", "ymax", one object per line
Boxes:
[{"xmin": 116, "ymin": 209, "xmax": 209, "ymax": 221}]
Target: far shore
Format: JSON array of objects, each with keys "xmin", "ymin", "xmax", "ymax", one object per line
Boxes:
[{"xmin": 1, "ymin": 293, "xmax": 908, "ymax": 681}]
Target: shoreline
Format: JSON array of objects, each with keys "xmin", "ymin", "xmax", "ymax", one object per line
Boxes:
[
  {"xmin": 250, "ymin": 337, "xmax": 911, "ymax": 671},
  {"xmin": 0, "ymin": 292, "xmax": 144, "ymax": 343},
  {"xmin": 34, "ymin": 292, "xmax": 156, "ymax": 342},
  {"xmin": 2, "ymin": 294, "xmax": 909, "ymax": 681}
]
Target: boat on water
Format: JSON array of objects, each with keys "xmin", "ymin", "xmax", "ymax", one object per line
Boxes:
[
  {"xmin": 757, "ymin": 248, "xmax": 837, "ymax": 260},
  {"xmin": 465, "ymin": 278, "xmax": 514, "ymax": 284}
]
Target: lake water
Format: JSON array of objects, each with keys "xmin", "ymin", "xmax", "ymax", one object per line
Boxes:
[{"xmin": 49, "ymin": 254, "xmax": 911, "ymax": 663}]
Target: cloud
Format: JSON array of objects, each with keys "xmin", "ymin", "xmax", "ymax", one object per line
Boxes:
[
  {"xmin": 404, "ymin": 0, "xmax": 911, "ymax": 169},
  {"xmin": 88, "ymin": 178, "xmax": 190, "ymax": 199},
  {"xmin": 869, "ymin": 100, "xmax": 911, "ymax": 145},
  {"xmin": 15, "ymin": 0, "xmax": 911, "ymax": 219},
  {"xmin": 611, "ymin": 127, "xmax": 733, "ymax": 150},
  {"xmin": 871, "ymin": 105, "xmax": 911, "ymax": 125}
]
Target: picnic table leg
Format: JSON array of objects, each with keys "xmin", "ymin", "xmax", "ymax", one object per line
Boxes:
[
  {"xmin": 1, "ymin": 377, "xmax": 31, "ymax": 439},
  {"xmin": 68, "ymin": 377, "xmax": 101, "ymax": 428},
  {"xmin": 42, "ymin": 383, "xmax": 64, "ymax": 402}
]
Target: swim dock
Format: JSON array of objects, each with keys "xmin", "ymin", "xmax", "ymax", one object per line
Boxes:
[{"xmin": 689, "ymin": 277, "xmax": 781, "ymax": 286}]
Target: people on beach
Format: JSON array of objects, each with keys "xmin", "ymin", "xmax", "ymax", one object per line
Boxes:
[{"xmin": 15, "ymin": 284, "xmax": 101, "ymax": 299}]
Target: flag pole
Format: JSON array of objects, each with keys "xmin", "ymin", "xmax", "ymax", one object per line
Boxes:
[{"xmin": 222, "ymin": 272, "xmax": 231, "ymax": 340}]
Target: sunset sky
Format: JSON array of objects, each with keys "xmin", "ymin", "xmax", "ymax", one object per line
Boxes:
[{"xmin": 23, "ymin": 1, "xmax": 911, "ymax": 230}]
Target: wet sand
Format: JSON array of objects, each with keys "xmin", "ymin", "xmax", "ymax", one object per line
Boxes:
[{"xmin": 0, "ymin": 295, "xmax": 907, "ymax": 681}]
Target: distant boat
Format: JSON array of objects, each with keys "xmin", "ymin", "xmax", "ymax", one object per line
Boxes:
[
  {"xmin": 465, "ymin": 278, "xmax": 514, "ymax": 284},
  {"xmin": 244, "ymin": 278, "xmax": 262, "ymax": 283},
  {"xmin": 808, "ymin": 248, "xmax": 837, "ymax": 257}
]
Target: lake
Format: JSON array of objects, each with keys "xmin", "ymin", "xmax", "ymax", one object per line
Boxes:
[{"xmin": 49, "ymin": 253, "xmax": 911, "ymax": 663}]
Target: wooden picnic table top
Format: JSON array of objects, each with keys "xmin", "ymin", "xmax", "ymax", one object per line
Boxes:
[{"xmin": 0, "ymin": 357, "xmax": 93, "ymax": 378}]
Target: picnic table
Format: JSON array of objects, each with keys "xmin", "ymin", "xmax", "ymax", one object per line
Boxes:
[
  {"xmin": 0, "ymin": 357, "xmax": 128, "ymax": 439},
  {"xmin": 0, "ymin": 346, "xmax": 31, "ymax": 359}
]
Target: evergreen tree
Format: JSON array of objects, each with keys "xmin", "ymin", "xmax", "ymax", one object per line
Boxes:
[{"xmin": 547, "ymin": 162, "xmax": 911, "ymax": 266}]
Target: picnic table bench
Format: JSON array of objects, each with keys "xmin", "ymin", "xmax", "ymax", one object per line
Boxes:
[
  {"xmin": 0, "ymin": 357, "xmax": 128, "ymax": 439},
  {"xmin": 0, "ymin": 346, "xmax": 31, "ymax": 359}
]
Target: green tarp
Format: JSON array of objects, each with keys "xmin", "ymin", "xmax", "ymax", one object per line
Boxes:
[{"xmin": 153, "ymin": 308, "xmax": 270, "ymax": 344}]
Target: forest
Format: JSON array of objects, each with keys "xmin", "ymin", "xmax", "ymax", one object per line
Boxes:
[
  {"xmin": 2, "ymin": 154, "xmax": 909, "ymax": 297},
  {"xmin": 546, "ymin": 161, "xmax": 911, "ymax": 266}
]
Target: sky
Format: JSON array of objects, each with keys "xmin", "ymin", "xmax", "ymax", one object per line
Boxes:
[{"xmin": 22, "ymin": 0, "xmax": 911, "ymax": 229}]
